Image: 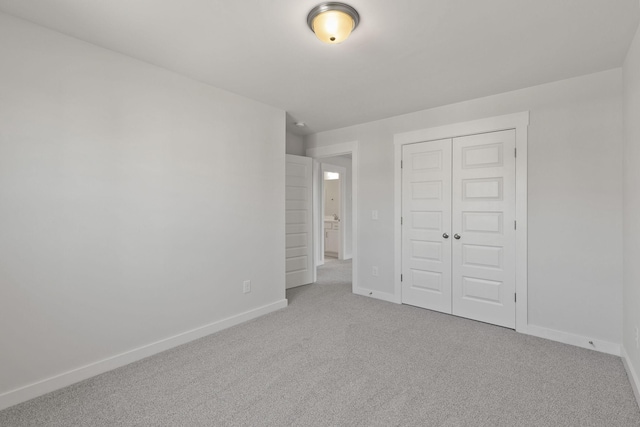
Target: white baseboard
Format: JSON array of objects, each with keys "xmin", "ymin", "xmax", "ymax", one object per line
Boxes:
[
  {"xmin": 622, "ymin": 346, "xmax": 640, "ymax": 410},
  {"xmin": 350, "ymin": 291, "xmax": 622, "ymax": 357},
  {"xmin": 353, "ymin": 286, "xmax": 401, "ymax": 304},
  {"xmin": 524, "ymin": 324, "xmax": 620, "ymax": 356},
  {"xmin": 0, "ymin": 299, "xmax": 288, "ymax": 412}
]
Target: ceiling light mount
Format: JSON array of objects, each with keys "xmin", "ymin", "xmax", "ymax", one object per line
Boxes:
[{"xmin": 307, "ymin": 2, "xmax": 360, "ymax": 44}]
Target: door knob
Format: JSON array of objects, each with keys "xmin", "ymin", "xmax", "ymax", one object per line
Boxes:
[
  {"xmin": 442, "ymin": 233, "xmax": 449, "ymax": 239},
  {"xmin": 454, "ymin": 234, "xmax": 461, "ymax": 240}
]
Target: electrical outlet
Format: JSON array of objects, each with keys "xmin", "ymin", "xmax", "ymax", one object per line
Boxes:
[
  {"xmin": 372, "ymin": 266, "xmax": 379, "ymax": 277},
  {"xmin": 372, "ymin": 210, "xmax": 378, "ymax": 220},
  {"xmin": 243, "ymin": 280, "xmax": 251, "ymax": 294}
]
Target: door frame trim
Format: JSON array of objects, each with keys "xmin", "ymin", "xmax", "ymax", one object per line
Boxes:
[
  {"xmin": 393, "ymin": 112, "xmax": 529, "ymax": 332},
  {"xmin": 307, "ymin": 141, "xmax": 359, "ymax": 294}
]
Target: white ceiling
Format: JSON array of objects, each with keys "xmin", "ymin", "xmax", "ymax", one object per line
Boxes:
[{"xmin": 0, "ymin": 1, "xmax": 638, "ymax": 135}]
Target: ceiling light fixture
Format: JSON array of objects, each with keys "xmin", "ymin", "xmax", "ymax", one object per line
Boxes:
[
  {"xmin": 295, "ymin": 122, "xmax": 306, "ymax": 127},
  {"xmin": 307, "ymin": 2, "xmax": 360, "ymax": 44}
]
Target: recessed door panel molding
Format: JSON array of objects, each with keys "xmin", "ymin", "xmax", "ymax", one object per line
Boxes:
[
  {"xmin": 462, "ymin": 212, "xmax": 503, "ymax": 234},
  {"xmin": 401, "ymin": 139, "xmax": 452, "ymax": 313},
  {"xmin": 286, "ymin": 256, "xmax": 309, "ymax": 273},
  {"xmin": 462, "ymin": 244, "xmax": 503, "ymax": 270},
  {"xmin": 286, "ymin": 210, "xmax": 307, "ymax": 225},
  {"xmin": 412, "ymin": 151, "xmax": 442, "ymax": 171},
  {"xmin": 287, "ymin": 186, "xmax": 308, "ymax": 202},
  {"xmin": 411, "ymin": 270, "xmax": 443, "ymax": 293},
  {"xmin": 412, "ymin": 211, "xmax": 442, "ymax": 230},
  {"xmin": 286, "ymin": 246, "xmax": 307, "ymax": 258},
  {"xmin": 461, "ymin": 143, "xmax": 504, "ymax": 169},
  {"xmin": 452, "ymin": 129, "xmax": 516, "ymax": 328},
  {"xmin": 286, "ymin": 233, "xmax": 308, "ymax": 249},
  {"xmin": 462, "ymin": 277, "xmax": 504, "ymax": 305},
  {"xmin": 286, "ymin": 155, "xmax": 314, "ymax": 289},
  {"xmin": 411, "ymin": 240, "xmax": 443, "ymax": 262},
  {"xmin": 412, "ymin": 181, "xmax": 443, "ymax": 200},
  {"xmin": 462, "ymin": 177, "xmax": 504, "ymax": 201}
]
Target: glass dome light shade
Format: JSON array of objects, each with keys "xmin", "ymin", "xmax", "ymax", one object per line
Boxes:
[
  {"xmin": 312, "ymin": 10, "xmax": 354, "ymax": 44},
  {"xmin": 307, "ymin": 3, "xmax": 360, "ymax": 44}
]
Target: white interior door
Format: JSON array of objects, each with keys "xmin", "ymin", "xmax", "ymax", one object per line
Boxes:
[
  {"xmin": 286, "ymin": 155, "xmax": 313, "ymax": 289},
  {"xmin": 401, "ymin": 139, "xmax": 452, "ymax": 313},
  {"xmin": 451, "ymin": 130, "xmax": 516, "ymax": 328},
  {"xmin": 401, "ymin": 130, "xmax": 517, "ymax": 328}
]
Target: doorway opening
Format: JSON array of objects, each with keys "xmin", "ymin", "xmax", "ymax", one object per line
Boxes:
[
  {"xmin": 307, "ymin": 141, "xmax": 359, "ymax": 293},
  {"xmin": 321, "ymin": 163, "xmax": 347, "ymax": 263}
]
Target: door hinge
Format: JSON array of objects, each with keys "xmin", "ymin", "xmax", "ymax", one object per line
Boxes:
[
  {"xmin": 401, "ymin": 274, "xmax": 403, "ymax": 282},
  {"xmin": 401, "ymin": 160, "xmax": 403, "ymax": 169},
  {"xmin": 514, "ymin": 293, "xmax": 517, "ymax": 303},
  {"xmin": 514, "ymin": 148, "xmax": 517, "ymax": 158},
  {"xmin": 514, "ymin": 220, "xmax": 517, "ymax": 230},
  {"xmin": 401, "ymin": 217, "xmax": 403, "ymax": 225}
]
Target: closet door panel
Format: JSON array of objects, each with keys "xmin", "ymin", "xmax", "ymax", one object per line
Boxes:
[
  {"xmin": 401, "ymin": 139, "xmax": 452, "ymax": 313},
  {"xmin": 451, "ymin": 130, "xmax": 516, "ymax": 328}
]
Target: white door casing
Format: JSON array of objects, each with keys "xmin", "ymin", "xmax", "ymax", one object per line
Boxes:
[
  {"xmin": 394, "ymin": 112, "xmax": 528, "ymax": 331},
  {"xmin": 401, "ymin": 139, "xmax": 453, "ymax": 313},
  {"xmin": 400, "ymin": 130, "xmax": 517, "ymax": 328},
  {"xmin": 285, "ymin": 155, "xmax": 313, "ymax": 289},
  {"xmin": 451, "ymin": 130, "xmax": 516, "ymax": 328},
  {"xmin": 307, "ymin": 141, "xmax": 362, "ymax": 299}
]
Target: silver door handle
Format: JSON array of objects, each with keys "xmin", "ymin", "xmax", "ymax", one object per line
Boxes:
[
  {"xmin": 454, "ymin": 234, "xmax": 461, "ymax": 240},
  {"xmin": 442, "ymin": 233, "xmax": 449, "ymax": 239}
]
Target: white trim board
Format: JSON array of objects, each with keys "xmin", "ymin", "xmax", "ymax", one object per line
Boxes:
[
  {"xmin": 307, "ymin": 141, "xmax": 359, "ymax": 296},
  {"xmin": 524, "ymin": 324, "xmax": 620, "ymax": 356},
  {"xmin": 353, "ymin": 286, "xmax": 398, "ymax": 304},
  {"xmin": 0, "ymin": 299, "xmax": 288, "ymax": 411},
  {"xmin": 393, "ymin": 112, "xmax": 530, "ymax": 327},
  {"xmin": 312, "ymin": 159, "xmax": 322, "ymax": 278},
  {"xmin": 622, "ymin": 347, "xmax": 640, "ymax": 410}
]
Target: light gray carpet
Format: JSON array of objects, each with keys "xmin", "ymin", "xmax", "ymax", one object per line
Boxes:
[
  {"xmin": 316, "ymin": 256, "xmax": 351, "ymax": 285},
  {"xmin": 2, "ymin": 259, "xmax": 639, "ymax": 426}
]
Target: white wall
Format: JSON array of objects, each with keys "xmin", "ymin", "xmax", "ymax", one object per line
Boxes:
[
  {"xmin": 0, "ymin": 12, "xmax": 286, "ymax": 406},
  {"xmin": 306, "ymin": 69, "xmax": 624, "ymax": 347},
  {"xmin": 324, "ymin": 179, "xmax": 340, "ymax": 217},
  {"xmin": 286, "ymin": 132, "xmax": 305, "ymax": 156},
  {"xmin": 623, "ymin": 22, "xmax": 640, "ymax": 397}
]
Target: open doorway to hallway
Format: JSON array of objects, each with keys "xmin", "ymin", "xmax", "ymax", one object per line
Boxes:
[
  {"xmin": 315, "ymin": 155, "xmax": 352, "ymax": 267},
  {"xmin": 318, "ymin": 159, "xmax": 352, "ymax": 288},
  {"xmin": 320, "ymin": 160, "xmax": 350, "ymax": 263},
  {"xmin": 307, "ymin": 141, "xmax": 358, "ymax": 294}
]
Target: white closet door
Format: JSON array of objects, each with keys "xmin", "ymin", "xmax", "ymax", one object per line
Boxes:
[
  {"xmin": 401, "ymin": 139, "xmax": 452, "ymax": 313},
  {"xmin": 286, "ymin": 155, "xmax": 313, "ymax": 289},
  {"xmin": 451, "ymin": 130, "xmax": 516, "ymax": 328}
]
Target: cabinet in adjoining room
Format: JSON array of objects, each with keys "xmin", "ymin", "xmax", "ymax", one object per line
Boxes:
[{"xmin": 324, "ymin": 220, "xmax": 339, "ymax": 256}]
